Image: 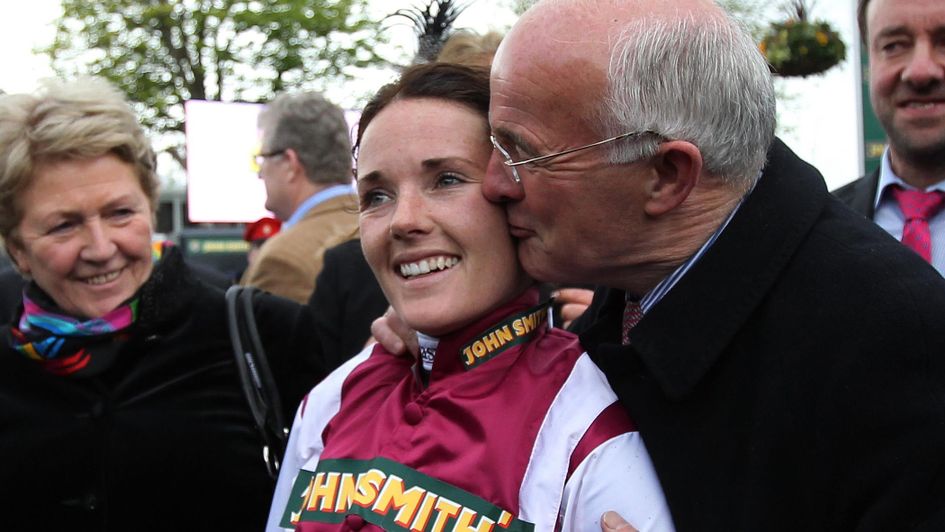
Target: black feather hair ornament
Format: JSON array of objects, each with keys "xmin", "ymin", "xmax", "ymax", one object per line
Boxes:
[{"xmin": 388, "ymin": 0, "xmax": 470, "ymax": 64}]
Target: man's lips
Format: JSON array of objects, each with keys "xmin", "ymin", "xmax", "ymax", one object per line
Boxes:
[
  {"xmin": 895, "ymin": 100, "xmax": 945, "ymax": 124},
  {"xmin": 508, "ymin": 224, "xmax": 535, "ymax": 238},
  {"xmin": 895, "ymin": 90, "xmax": 945, "ymax": 109},
  {"xmin": 897, "ymin": 99, "xmax": 945, "ymax": 109}
]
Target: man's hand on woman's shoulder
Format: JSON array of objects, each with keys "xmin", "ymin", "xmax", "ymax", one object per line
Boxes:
[{"xmin": 370, "ymin": 306, "xmax": 419, "ymax": 357}]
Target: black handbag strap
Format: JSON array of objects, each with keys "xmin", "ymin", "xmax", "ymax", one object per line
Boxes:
[{"xmin": 225, "ymin": 285, "xmax": 288, "ymax": 479}]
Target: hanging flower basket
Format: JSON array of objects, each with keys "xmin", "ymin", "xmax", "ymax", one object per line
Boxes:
[{"xmin": 760, "ymin": 19, "xmax": 846, "ymax": 77}]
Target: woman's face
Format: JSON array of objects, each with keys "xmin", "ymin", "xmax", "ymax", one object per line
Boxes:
[
  {"xmin": 9, "ymin": 154, "xmax": 155, "ymax": 318},
  {"xmin": 357, "ymin": 98, "xmax": 530, "ymax": 336}
]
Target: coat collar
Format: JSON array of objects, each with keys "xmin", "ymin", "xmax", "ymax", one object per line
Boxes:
[
  {"xmin": 295, "ymin": 192, "xmax": 358, "ymax": 222},
  {"xmin": 583, "ymin": 138, "xmax": 829, "ymax": 400},
  {"xmin": 134, "ymin": 245, "xmax": 204, "ymax": 332},
  {"xmin": 835, "ymin": 169, "xmax": 879, "ymax": 219}
]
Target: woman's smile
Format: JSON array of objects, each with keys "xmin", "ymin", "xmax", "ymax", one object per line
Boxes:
[
  {"xmin": 80, "ymin": 269, "xmax": 123, "ymax": 286},
  {"xmin": 397, "ymin": 255, "xmax": 461, "ymax": 279},
  {"xmin": 357, "ymin": 97, "xmax": 531, "ymax": 337},
  {"xmin": 9, "ymin": 155, "xmax": 155, "ymax": 319}
]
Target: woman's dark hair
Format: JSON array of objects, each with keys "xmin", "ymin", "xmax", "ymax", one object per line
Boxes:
[{"xmin": 354, "ymin": 62, "xmax": 490, "ymax": 162}]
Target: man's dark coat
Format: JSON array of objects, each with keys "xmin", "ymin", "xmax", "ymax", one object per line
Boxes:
[
  {"xmin": 576, "ymin": 140, "xmax": 945, "ymax": 531},
  {"xmin": 833, "ymin": 169, "xmax": 881, "ymax": 218}
]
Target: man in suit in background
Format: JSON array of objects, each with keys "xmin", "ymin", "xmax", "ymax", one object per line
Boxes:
[
  {"xmin": 241, "ymin": 91, "xmax": 359, "ymax": 303},
  {"xmin": 834, "ymin": 0, "xmax": 945, "ymax": 275}
]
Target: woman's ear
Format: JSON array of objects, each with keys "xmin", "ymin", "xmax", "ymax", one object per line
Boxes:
[
  {"xmin": 643, "ymin": 140, "xmax": 703, "ymax": 217},
  {"xmin": 5, "ymin": 240, "xmax": 30, "ymax": 277}
]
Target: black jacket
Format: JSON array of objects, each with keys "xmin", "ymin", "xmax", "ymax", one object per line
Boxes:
[
  {"xmin": 576, "ymin": 140, "xmax": 945, "ymax": 531},
  {"xmin": 833, "ymin": 169, "xmax": 880, "ymax": 218},
  {"xmin": 0, "ymin": 247, "xmax": 324, "ymax": 531},
  {"xmin": 308, "ymin": 239, "xmax": 389, "ymax": 367}
]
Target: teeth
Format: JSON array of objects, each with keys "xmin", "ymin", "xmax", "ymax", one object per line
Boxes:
[
  {"xmin": 86, "ymin": 271, "xmax": 120, "ymax": 285},
  {"xmin": 399, "ymin": 256, "xmax": 459, "ymax": 278}
]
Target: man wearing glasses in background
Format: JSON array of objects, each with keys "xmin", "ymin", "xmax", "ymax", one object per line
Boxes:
[
  {"xmin": 241, "ymin": 91, "xmax": 358, "ymax": 303},
  {"xmin": 376, "ymin": 0, "xmax": 945, "ymax": 529}
]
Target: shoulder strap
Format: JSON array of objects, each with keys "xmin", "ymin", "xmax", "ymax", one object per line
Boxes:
[{"xmin": 225, "ymin": 285, "xmax": 288, "ymax": 479}]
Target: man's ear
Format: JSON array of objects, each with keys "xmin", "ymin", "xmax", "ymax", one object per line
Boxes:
[
  {"xmin": 283, "ymin": 148, "xmax": 303, "ymax": 182},
  {"xmin": 643, "ymin": 140, "xmax": 703, "ymax": 217}
]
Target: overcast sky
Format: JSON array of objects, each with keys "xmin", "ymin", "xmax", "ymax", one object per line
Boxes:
[{"xmin": 0, "ymin": 0, "xmax": 861, "ymax": 189}]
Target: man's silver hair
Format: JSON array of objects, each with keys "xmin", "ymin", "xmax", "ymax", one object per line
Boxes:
[
  {"xmin": 602, "ymin": 11, "xmax": 776, "ymax": 186},
  {"xmin": 259, "ymin": 91, "xmax": 352, "ymax": 186}
]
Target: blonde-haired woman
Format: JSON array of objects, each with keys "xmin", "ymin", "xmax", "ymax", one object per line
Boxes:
[{"xmin": 0, "ymin": 78, "xmax": 326, "ymax": 530}]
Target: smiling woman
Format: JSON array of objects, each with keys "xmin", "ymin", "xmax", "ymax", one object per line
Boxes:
[
  {"xmin": 0, "ymin": 77, "xmax": 329, "ymax": 531},
  {"xmin": 267, "ymin": 63, "xmax": 674, "ymax": 532},
  {"xmin": 356, "ymin": 96, "xmax": 529, "ymax": 336},
  {"xmin": 9, "ymin": 155, "xmax": 155, "ymax": 319}
]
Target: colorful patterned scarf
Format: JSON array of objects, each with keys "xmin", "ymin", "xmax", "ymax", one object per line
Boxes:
[
  {"xmin": 9, "ymin": 297, "xmax": 139, "ymax": 376},
  {"xmin": 7, "ymin": 242, "xmax": 168, "ymax": 376}
]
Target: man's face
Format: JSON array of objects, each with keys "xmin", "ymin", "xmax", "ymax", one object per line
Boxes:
[
  {"xmin": 257, "ymin": 137, "xmax": 292, "ymax": 220},
  {"xmin": 483, "ymin": 31, "xmax": 651, "ymax": 287},
  {"xmin": 867, "ymin": 0, "xmax": 945, "ymax": 171}
]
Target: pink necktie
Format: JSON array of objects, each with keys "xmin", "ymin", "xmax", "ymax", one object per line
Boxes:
[
  {"xmin": 890, "ymin": 185, "xmax": 945, "ymax": 263},
  {"xmin": 621, "ymin": 299, "xmax": 644, "ymax": 345}
]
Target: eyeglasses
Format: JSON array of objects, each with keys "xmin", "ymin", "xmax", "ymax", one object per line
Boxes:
[
  {"xmin": 490, "ymin": 130, "xmax": 659, "ymax": 183},
  {"xmin": 252, "ymin": 149, "xmax": 287, "ymax": 171}
]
